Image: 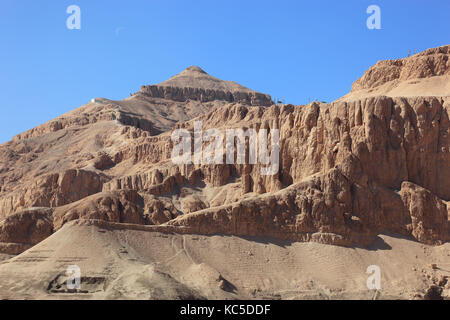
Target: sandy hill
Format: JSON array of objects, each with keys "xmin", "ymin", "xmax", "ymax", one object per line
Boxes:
[
  {"xmin": 11, "ymin": 66, "xmax": 272, "ymax": 140},
  {"xmin": 0, "ymin": 219, "xmax": 448, "ymax": 300},
  {"xmin": 159, "ymin": 66, "xmax": 253, "ymax": 92},
  {"xmin": 0, "ymin": 46, "xmax": 449, "ymax": 300},
  {"xmin": 339, "ymin": 45, "xmax": 450, "ymax": 101}
]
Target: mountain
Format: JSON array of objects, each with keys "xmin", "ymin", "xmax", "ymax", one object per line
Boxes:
[
  {"xmin": 139, "ymin": 65, "xmax": 272, "ymax": 106},
  {"xmin": 158, "ymin": 65, "xmax": 254, "ymax": 92},
  {"xmin": 0, "ymin": 46, "xmax": 449, "ymax": 300},
  {"xmin": 340, "ymin": 45, "xmax": 450, "ymax": 100}
]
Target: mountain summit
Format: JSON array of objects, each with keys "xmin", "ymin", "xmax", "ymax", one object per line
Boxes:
[
  {"xmin": 158, "ymin": 66, "xmax": 254, "ymax": 93},
  {"xmin": 139, "ymin": 66, "xmax": 273, "ymax": 106}
]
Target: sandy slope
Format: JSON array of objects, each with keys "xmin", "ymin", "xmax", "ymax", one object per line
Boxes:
[
  {"xmin": 0, "ymin": 219, "xmax": 448, "ymax": 300},
  {"xmin": 338, "ymin": 75, "xmax": 450, "ymax": 101}
]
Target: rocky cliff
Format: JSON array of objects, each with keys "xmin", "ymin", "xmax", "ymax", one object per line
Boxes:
[
  {"xmin": 0, "ymin": 47, "xmax": 449, "ymax": 254},
  {"xmin": 139, "ymin": 84, "xmax": 273, "ymax": 106}
]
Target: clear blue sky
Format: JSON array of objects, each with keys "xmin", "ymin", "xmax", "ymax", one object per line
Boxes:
[{"xmin": 1, "ymin": 0, "xmax": 449, "ymax": 143}]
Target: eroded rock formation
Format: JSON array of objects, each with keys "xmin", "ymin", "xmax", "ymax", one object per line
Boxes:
[
  {"xmin": 0, "ymin": 47, "xmax": 449, "ymax": 254},
  {"xmin": 139, "ymin": 85, "xmax": 272, "ymax": 106}
]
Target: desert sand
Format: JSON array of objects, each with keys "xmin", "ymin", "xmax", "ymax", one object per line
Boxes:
[{"xmin": 0, "ymin": 219, "xmax": 449, "ymax": 300}]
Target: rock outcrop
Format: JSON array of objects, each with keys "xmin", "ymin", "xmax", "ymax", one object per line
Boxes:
[
  {"xmin": 0, "ymin": 169, "xmax": 107, "ymax": 219},
  {"xmin": 139, "ymin": 85, "xmax": 273, "ymax": 106},
  {"xmin": 53, "ymin": 190, "xmax": 146, "ymax": 230},
  {"xmin": 352, "ymin": 45, "xmax": 450, "ymax": 91},
  {"xmin": 140, "ymin": 66, "xmax": 272, "ymax": 106},
  {"xmin": 0, "ymin": 48, "xmax": 449, "ymax": 253},
  {"xmin": 0, "ymin": 208, "xmax": 53, "ymax": 254}
]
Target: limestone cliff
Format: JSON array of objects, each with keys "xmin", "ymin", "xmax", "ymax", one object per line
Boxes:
[{"xmin": 0, "ymin": 47, "xmax": 449, "ymax": 254}]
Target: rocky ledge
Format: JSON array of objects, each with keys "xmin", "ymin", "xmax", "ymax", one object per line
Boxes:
[{"xmin": 139, "ymin": 85, "xmax": 273, "ymax": 106}]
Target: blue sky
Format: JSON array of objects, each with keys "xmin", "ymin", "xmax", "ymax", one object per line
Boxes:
[{"xmin": 0, "ymin": 0, "xmax": 449, "ymax": 143}]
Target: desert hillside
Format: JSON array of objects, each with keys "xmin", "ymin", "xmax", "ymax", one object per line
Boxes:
[
  {"xmin": 340, "ymin": 45, "xmax": 450, "ymax": 100},
  {"xmin": 0, "ymin": 45, "xmax": 449, "ymax": 300},
  {"xmin": 1, "ymin": 219, "xmax": 449, "ymax": 300}
]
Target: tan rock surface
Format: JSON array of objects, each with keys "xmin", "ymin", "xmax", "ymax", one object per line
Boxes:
[
  {"xmin": 0, "ymin": 46, "xmax": 449, "ymax": 299},
  {"xmin": 340, "ymin": 45, "xmax": 450, "ymax": 100}
]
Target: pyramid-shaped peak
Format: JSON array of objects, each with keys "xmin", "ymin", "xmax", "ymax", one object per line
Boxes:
[
  {"xmin": 139, "ymin": 66, "xmax": 273, "ymax": 106},
  {"xmin": 184, "ymin": 66, "xmax": 208, "ymax": 74},
  {"xmin": 157, "ymin": 66, "xmax": 253, "ymax": 93}
]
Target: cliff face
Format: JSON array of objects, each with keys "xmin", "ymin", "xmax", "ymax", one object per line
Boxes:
[
  {"xmin": 163, "ymin": 96, "xmax": 449, "ymax": 246},
  {"xmin": 139, "ymin": 85, "xmax": 273, "ymax": 106},
  {"xmin": 0, "ymin": 48, "xmax": 449, "ymax": 254}
]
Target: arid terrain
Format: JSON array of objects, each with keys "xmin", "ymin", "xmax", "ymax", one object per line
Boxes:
[{"xmin": 0, "ymin": 45, "xmax": 449, "ymax": 300}]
